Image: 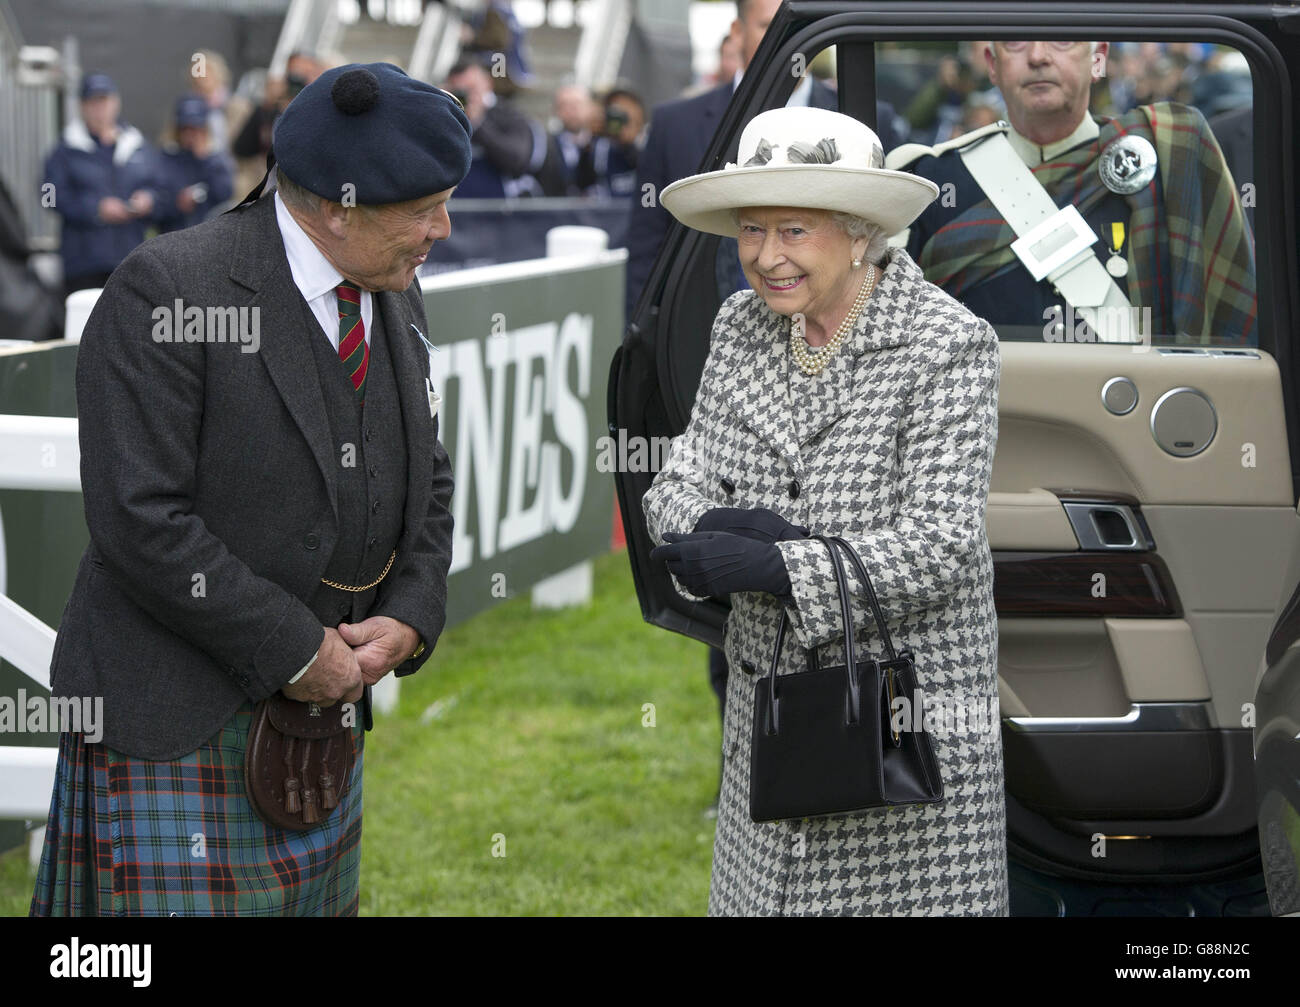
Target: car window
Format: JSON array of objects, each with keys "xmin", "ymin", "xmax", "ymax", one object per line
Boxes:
[{"xmin": 820, "ymin": 39, "xmax": 1258, "ymax": 347}]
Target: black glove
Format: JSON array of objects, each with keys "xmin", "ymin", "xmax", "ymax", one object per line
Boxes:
[
  {"xmin": 693, "ymin": 506, "xmax": 811, "ymax": 543},
  {"xmin": 650, "ymin": 531, "xmax": 792, "ymax": 599}
]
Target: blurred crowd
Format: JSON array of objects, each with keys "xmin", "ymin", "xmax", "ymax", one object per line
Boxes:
[
  {"xmin": 23, "ymin": 0, "xmax": 1255, "ymax": 327},
  {"xmin": 888, "ymin": 39, "xmax": 1252, "ymax": 146}
]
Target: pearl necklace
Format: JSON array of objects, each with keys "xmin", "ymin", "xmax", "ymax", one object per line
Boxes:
[{"xmin": 789, "ymin": 264, "xmax": 878, "ymax": 376}]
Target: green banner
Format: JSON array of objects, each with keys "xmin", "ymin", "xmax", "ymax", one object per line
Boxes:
[{"xmin": 421, "ymin": 256, "xmax": 621, "ymax": 626}]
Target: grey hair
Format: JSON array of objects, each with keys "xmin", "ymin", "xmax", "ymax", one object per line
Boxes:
[
  {"xmin": 274, "ymin": 166, "xmax": 319, "ymax": 214},
  {"xmin": 829, "ymin": 212, "xmax": 888, "ymax": 265},
  {"xmin": 275, "ymin": 165, "xmax": 381, "ymax": 218}
]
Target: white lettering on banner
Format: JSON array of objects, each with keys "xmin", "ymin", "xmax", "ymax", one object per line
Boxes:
[{"xmin": 429, "ymin": 313, "xmax": 593, "ymax": 574}]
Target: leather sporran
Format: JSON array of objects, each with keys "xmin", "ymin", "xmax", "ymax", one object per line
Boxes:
[
  {"xmin": 749, "ymin": 535, "xmax": 944, "ymax": 823},
  {"xmin": 244, "ymin": 694, "xmax": 356, "ymax": 830}
]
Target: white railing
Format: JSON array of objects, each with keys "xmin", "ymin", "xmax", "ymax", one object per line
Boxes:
[
  {"xmin": 270, "ymin": 0, "xmax": 337, "ymax": 76},
  {"xmin": 409, "ymin": 1, "xmax": 464, "ymax": 84},
  {"xmin": 574, "ymin": 0, "xmax": 631, "ymax": 90},
  {"xmin": 0, "ymin": 414, "xmax": 70, "ymax": 823}
]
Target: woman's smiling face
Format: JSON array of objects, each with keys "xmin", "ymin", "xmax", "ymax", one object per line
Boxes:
[{"xmin": 736, "ymin": 206, "xmax": 857, "ymax": 321}]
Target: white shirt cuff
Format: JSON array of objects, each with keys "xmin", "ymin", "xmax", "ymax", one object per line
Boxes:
[{"xmin": 288, "ymin": 648, "xmax": 319, "ymax": 685}]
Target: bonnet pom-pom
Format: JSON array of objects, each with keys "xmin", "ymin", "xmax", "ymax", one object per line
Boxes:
[{"xmin": 332, "ymin": 69, "xmax": 380, "ymax": 115}]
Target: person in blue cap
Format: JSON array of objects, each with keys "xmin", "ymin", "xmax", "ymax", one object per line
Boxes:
[
  {"xmin": 31, "ymin": 63, "xmax": 471, "ymax": 917},
  {"xmin": 156, "ymin": 94, "xmax": 234, "ymax": 233},
  {"xmin": 42, "ymin": 72, "xmax": 163, "ymax": 295}
]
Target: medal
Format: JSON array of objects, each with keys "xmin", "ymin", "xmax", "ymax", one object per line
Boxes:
[
  {"xmin": 1099, "ymin": 135, "xmax": 1158, "ymax": 194},
  {"xmin": 1105, "ymin": 221, "xmax": 1128, "ymax": 278}
]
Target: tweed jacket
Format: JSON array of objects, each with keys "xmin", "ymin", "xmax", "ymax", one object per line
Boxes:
[
  {"xmin": 642, "ymin": 246, "xmax": 1009, "ymax": 915},
  {"xmin": 50, "ymin": 194, "xmax": 455, "ymax": 760}
]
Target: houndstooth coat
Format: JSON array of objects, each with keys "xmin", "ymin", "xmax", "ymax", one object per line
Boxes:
[{"xmin": 642, "ymin": 246, "xmax": 1009, "ymax": 916}]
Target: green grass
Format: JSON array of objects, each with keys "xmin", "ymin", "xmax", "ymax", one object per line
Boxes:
[{"xmin": 0, "ymin": 549, "xmax": 720, "ymax": 916}]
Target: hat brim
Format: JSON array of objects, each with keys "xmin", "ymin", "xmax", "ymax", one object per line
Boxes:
[{"xmin": 659, "ymin": 164, "xmax": 939, "ymax": 238}]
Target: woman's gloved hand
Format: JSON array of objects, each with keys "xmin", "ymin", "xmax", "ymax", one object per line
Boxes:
[
  {"xmin": 692, "ymin": 506, "xmax": 810, "ymax": 543},
  {"xmin": 651, "ymin": 531, "xmax": 793, "ymax": 600}
]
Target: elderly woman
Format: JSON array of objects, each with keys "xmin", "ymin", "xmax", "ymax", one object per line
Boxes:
[{"xmin": 643, "ymin": 106, "xmax": 1006, "ymax": 916}]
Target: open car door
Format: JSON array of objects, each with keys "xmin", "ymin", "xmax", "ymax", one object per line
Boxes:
[{"xmin": 611, "ymin": 0, "xmax": 1300, "ymax": 915}]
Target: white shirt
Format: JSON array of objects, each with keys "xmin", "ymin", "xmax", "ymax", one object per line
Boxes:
[
  {"xmin": 1006, "ymin": 114, "xmax": 1100, "ymax": 167},
  {"xmin": 274, "ymin": 190, "xmax": 373, "ymax": 349},
  {"xmin": 275, "ymin": 190, "xmax": 376, "ymax": 684},
  {"xmin": 732, "ymin": 69, "xmax": 815, "ymax": 107}
]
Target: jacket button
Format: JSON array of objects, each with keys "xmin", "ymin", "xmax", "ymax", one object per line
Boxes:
[
  {"xmin": 369, "ymin": 465, "xmax": 379, "ymax": 478},
  {"xmin": 363, "ymin": 427, "xmax": 372, "ymax": 443},
  {"xmin": 372, "ymin": 500, "xmax": 381, "ymax": 514},
  {"xmin": 788, "ymin": 479, "xmax": 801, "ymax": 499},
  {"xmin": 338, "ymin": 602, "xmax": 350, "ymax": 617},
  {"xmin": 719, "ymin": 477, "xmax": 735, "ymax": 496},
  {"xmin": 741, "ymin": 660, "xmax": 757, "ymax": 676},
  {"xmin": 303, "ymin": 533, "xmax": 319, "ymax": 550}
]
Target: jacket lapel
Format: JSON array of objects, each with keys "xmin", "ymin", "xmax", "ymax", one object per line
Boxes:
[
  {"xmin": 718, "ymin": 303, "xmax": 804, "ymax": 475},
  {"xmin": 229, "ymin": 197, "xmax": 340, "ymax": 517},
  {"xmin": 375, "ymin": 288, "xmax": 435, "ymax": 531}
]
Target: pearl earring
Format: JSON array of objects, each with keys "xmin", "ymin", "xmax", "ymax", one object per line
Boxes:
[{"xmin": 852, "ymin": 258, "xmax": 862, "ymax": 269}]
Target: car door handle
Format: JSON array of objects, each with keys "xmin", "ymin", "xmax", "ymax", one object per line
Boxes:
[
  {"xmin": 1004, "ymin": 700, "xmax": 1212, "ymax": 733},
  {"xmin": 1061, "ymin": 501, "xmax": 1152, "ymax": 551}
]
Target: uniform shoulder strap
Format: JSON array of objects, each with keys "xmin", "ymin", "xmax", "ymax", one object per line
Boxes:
[{"xmin": 884, "ymin": 120, "xmax": 1010, "ymax": 171}]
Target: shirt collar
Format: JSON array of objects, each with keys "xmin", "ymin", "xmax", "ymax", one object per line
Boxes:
[
  {"xmin": 1006, "ymin": 114, "xmax": 1099, "ymax": 166},
  {"xmin": 274, "ymin": 190, "xmax": 345, "ymax": 303},
  {"xmin": 733, "ymin": 68, "xmax": 813, "ymax": 105}
]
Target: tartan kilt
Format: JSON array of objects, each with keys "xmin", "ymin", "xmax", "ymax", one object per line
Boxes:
[{"xmin": 29, "ymin": 700, "xmax": 365, "ymax": 917}]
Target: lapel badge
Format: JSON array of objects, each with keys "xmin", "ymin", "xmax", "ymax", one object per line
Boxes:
[{"xmin": 1099, "ymin": 135, "xmax": 1157, "ymax": 195}]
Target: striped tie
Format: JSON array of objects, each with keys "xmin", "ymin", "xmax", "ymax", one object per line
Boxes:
[{"xmin": 336, "ymin": 281, "xmax": 369, "ymax": 404}]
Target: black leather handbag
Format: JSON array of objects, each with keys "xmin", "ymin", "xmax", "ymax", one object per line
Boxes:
[{"xmin": 749, "ymin": 535, "xmax": 945, "ymax": 823}]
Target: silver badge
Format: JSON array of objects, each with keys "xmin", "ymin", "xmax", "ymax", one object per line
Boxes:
[{"xmin": 1099, "ymin": 135, "xmax": 1158, "ymax": 195}]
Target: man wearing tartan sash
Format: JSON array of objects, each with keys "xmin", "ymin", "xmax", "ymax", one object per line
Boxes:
[
  {"xmin": 30, "ymin": 64, "xmax": 470, "ymax": 917},
  {"xmin": 894, "ymin": 41, "xmax": 1256, "ymax": 346}
]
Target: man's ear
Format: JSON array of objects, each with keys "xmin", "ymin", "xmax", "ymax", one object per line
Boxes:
[
  {"xmin": 1092, "ymin": 42, "xmax": 1110, "ymax": 80},
  {"xmin": 983, "ymin": 42, "xmax": 998, "ymax": 87},
  {"xmin": 319, "ymin": 199, "xmax": 350, "ymax": 239}
]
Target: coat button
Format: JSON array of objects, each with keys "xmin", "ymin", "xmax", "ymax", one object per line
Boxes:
[
  {"xmin": 788, "ymin": 479, "xmax": 801, "ymax": 499},
  {"xmin": 363, "ymin": 427, "xmax": 372, "ymax": 443},
  {"xmin": 303, "ymin": 533, "xmax": 319, "ymax": 550},
  {"xmin": 719, "ymin": 477, "xmax": 735, "ymax": 496},
  {"xmin": 338, "ymin": 602, "xmax": 350, "ymax": 617},
  {"xmin": 741, "ymin": 660, "xmax": 757, "ymax": 676},
  {"xmin": 369, "ymin": 465, "xmax": 379, "ymax": 478},
  {"xmin": 372, "ymin": 500, "xmax": 381, "ymax": 514}
]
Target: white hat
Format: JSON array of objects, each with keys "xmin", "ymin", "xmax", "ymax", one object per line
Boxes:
[{"xmin": 659, "ymin": 106, "xmax": 939, "ymax": 238}]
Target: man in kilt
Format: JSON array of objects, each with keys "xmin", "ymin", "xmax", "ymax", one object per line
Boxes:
[
  {"xmin": 30, "ymin": 63, "xmax": 468, "ymax": 916},
  {"xmin": 891, "ymin": 40, "xmax": 1256, "ymax": 346}
]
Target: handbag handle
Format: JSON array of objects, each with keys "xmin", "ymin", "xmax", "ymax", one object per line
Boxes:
[
  {"xmin": 825, "ymin": 536, "xmax": 898, "ymax": 662},
  {"xmin": 827, "ymin": 536, "xmax": 907, "ymax": 746},
  {"xmin": 765, "ymin": 535, "xmax": 863, "ymax": 733}
]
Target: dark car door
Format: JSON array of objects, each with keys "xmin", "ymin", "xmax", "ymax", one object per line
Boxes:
[{"xmin": 611, "ymin": 0, "xmax": 1300, "ymax": 914}]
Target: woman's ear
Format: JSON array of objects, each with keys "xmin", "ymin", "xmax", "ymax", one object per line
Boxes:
[{"xmin": 851, "ymin": 233, "xmax": 870, "ymax": 266}]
